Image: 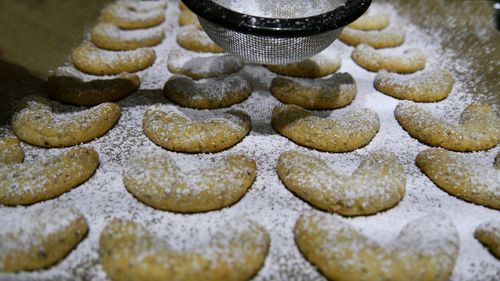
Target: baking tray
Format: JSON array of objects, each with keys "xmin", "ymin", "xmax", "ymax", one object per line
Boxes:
[{"xmin": 0, "ymin": 1, "xmax": 499, "ymax": 280}]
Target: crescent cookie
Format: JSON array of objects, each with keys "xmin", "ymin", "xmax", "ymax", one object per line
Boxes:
[
  {"xmin": 179, "ymin": 1, "xmax": 189, "ymax": 11},
  {"xmin": 270, "ymin": 73, "xmax": 356, "ymax": 110},
  {"xmin": 0, "ymin": 206, "xmax": 88, "ymax": 272},
  {"xmin": 177, "ymin": 25, "xmax": 224, "ymax": 53},
  {"xmin": 163, "ymin": 74, "xmax": 252, "ymax": 109},
  {"xmin": 72, "ymin": 43, "xmax": 156, "ymax": 75},
  {"xmin": 416, "ymin": 148, "xmax": 500, "ymax": 210},
  {"xmin": 339, "ymin": 26, "xmax": 406, "ymax": 48},
  {"xmin": 100, "ymin": 218, "xmax": 270, "ymax": 281},
  {"xmin": 352, "ymin": 44, "xmax": 427, "ymax": 73},
  {"xmin": 374, "ymin": 69, "xmax": 454, "ymax": 102},
  {"xmin": 0, "ymin": 137, "xmax": 24, "ymax": 164},
  {"xmin": 265, "ymin": 53, "xmax": 341, "ymax": 78},
  {"xmin": 91, "ymin": 22, "xmax": 165, "ymax": 51},
  {"xmin": 347, "ymin": 11, "xmax": 390, "ymax": 30},
  {"xmin": 119, "ymin": 0, "xmax": 168, "ymax": 11},
  {"xmin": 167, "ymin": 50, "xmax": 245, "ymax": 80},
  {"xmin": 295, "ymin": 212, "xmax": 460, "ymax": 281},
  {"xmin": 100, "ymin": 2, "xmax": 165, "ymax": 29},
  {"xmin": 143, "ymin": 104, "xmax": 251, "ymax": 153},
  {"xmin": 0, "ymin": 147, "xmax": 99, "ymax": 205},
  {"xmin": 277, "ymin": 151, "xmax": 406, "ymax": 216},
  {"xmin": 47, "ymin": 73, "xmax": 140, "ymax": 106},
  {"xmin": 395, "ymin": 102, "xmax": 500, "ymax": 151},
  {"xmin": 475, "ymin": 221, "xmax": 500, "ymax": 259},
  {"xmin": 271, "ymin": 105, "xmax": 380, "ymax": 152},
  {"xmin": 123, "ymin": 152, "xmax": 256, "ymax": 213},
  {"xmin": 179, "ymin": 10, "xmax": 202, "ymax": 29},
  {"xmin": 11, "ymin": 98, "xmax": 121, "ymax": 148}
]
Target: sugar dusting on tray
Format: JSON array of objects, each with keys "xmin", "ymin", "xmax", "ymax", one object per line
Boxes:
[{"xmin": 0, "ymin": 1, "xmax": 499, "ymax": 281}]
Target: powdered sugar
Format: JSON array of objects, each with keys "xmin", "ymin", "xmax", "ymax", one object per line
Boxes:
[{"xmin": 0, "ymin": 1, "xmax": 498, "ymax": 280}]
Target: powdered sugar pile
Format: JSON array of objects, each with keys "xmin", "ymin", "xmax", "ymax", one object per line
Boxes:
[{"xmin": 0, "ymin": 1, "xmax": 498, "ymax": 281}]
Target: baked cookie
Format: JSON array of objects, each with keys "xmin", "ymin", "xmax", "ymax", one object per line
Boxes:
[
  {"xmin": 265, "ymin": 53, "xmax": 341, "ymax": 78},
  {"xmin": 100, "ymin": 2, "xmax": 165, "ymax": 29},
  {"xmin": 295, "ymin": 211, "xmax": 459, "ymax": 281},
  {"xmin": 91, "ymin": 22, "xmax": 165, "ymax": 51},
  {"xmin": 277, "ymin": 150, "xmax": 405, "ymax": 216},
  {"xmin": 339, "ymin": 26, "xmax": 405, "ymax": 48},
  {"xmin": 119, "ymin": 0, "xmax": 168, "ymax": 11},
  {"xmin": 72, "ymin": 43, "xmax": 156, "ymax": 75},
  {"xmin": 0, "ymin": 206, "xmax": 88, "ymax": 272},
  {"xmin": 347, "ymin": 10, "xmax": 390, "ymax": 30},
  {"xmin": 163, "ymin": 74, "xmax": 252, "ymax": 109},
  {"xmin": 177, "ymin": 25, "xmax": 223, "ymax": 53},
  {"xmin": 271, "ymin": 105, "xmax": 380, "ymax": 152},
  {"xmin": 0, "ymin": 147, "xmax": 99, "ymax": 205},
  {"xmin": 416, "ymin": 148, "xmax": 500, "ymax": 210},
  {"xmin": 352, "ymin": 44, "xmax": 426, "ymax": 73},
  {"xmin": 395, "ymin": 102, "xmax": 500, "ymax": 151},
  {"xmin": 0, "ymin": 137, "xmax": 24, "ymax": 164},
  {"xmin": 167, "ymin": 50, "xmax": 245, "ymax": 80},
  {"xmin": 123, "ymin": 152, "xmax": 256, "ymax": 212},
  {"xmin": 100, "ymin": 218, "xmax": 270, "ymax": 281},
  {"xmin": 270, "ymin": 73, "xmax": 356, "ymax": 110},
  {"xmin": 143, "ymin": 104, "xmax": 251, "ymax": 153},
  {"xmin": 179, "ymin": 10, "xmax": 202, "ymax": 29},
  {"xmin": 475, "ymin": 221, "xmax": 500, "ymax": 259},
  {"xmin": 179, "ymin": 1, "xmax": 188, "ymax": 11},
  {"xmin": 375, "ymin": 69, "xmax": 454, "ymax": 102},
  {"xmin": 11, "ymin": 97, "xmax": 121, "ymax": 148},
  {"xmin": 47, "ymin": 72, "xmax": 140, "ymax": 106}
]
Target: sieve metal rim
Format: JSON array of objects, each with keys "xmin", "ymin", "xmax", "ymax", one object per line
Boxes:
[{"xmin": 182, "ymin": 0, "xmax": 371, "ymax": 38}]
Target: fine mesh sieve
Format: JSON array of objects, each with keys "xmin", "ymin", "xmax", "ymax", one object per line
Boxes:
[{"xmin": 182, "ymin": 0, "xmax": 372, "ymax": 64}]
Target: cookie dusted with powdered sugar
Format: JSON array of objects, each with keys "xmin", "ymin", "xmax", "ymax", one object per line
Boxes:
[
  {"xmin": 0, "ymin": 137, "xmax": 24, "ymax": 164},
  {"xmin": 0, "ymin": 147, "xmax": 99, "ymax": 205},
  {"xmin": 339, "ymin": 25, "xmax": 406, "ymax": 48},
  {"xmin": 100, "ymin": 218, "xmax": 269, "ymax": 281},
  {"xmin": 475, "ymin": 221, "xmax": 500, "ymax": 259},
  {"xmin": 272, "ymin": 104, "xmax": 379, "ymax": 152},
  {"xmin": 177, "ymin": 25, "xmax": 223, "ymax": 53},
  {"xmin": 47, "ymin": 72, "xmax": 140, "ymax": 106},
  {"xmin": 416, "ymin": 148, "xmax": 500, "ymax": 210},
  {"xmin": 395, "ymin": 102, "xmax": 500, "ymax": 151},
  {"xmin": 347, "ymin": 9, "xmax": 390, "ymax": 30},
  {"xmin": 164, "ymin": 74, "xmax": 252, "ymax": 109},
  {"xmin": 91, "ymin": 22, "xmax": 165, "ymax": 51},
  {"xmin": 72, "ymin": 43, "xmax": 156, "ymax": 75},
  {"xmin": 143, "ymin": 104, "xmax": 251, "ymax": 153},
  {"xmin": 167, "ymin": 50, "xmax": 244, "ymax": 80},
  {"xmin": 375, "ymin": 69, "xmax": 454, "ymax": 102},
  {"xmin": 277, "ymin": 151, "xmax": 406, "ymax": 216},
  {"xmin": 118, "ymin": 0, "xmax": 168, "ymax": 11},
  {"xmin": 295, "ymin": 212, "xmax": 460, "ymax": 281},
  {"xmin": 270, "ymin": 73, "xmax": 356, "ymax": 110},
  {"xmin": 100, "ymin": 2, "xmax": 165, "ymax": 29},
  {"xmin": 352, "ymin": 44, "xmax": 427, "ymax": 73},
  {"xmin": 265, "ymin": 53, "xmax": 341, "ymax": 78},
  {"xmin": 11, "ymin": 97, "xmax": 121, "ymax": 148},
  {"xmin": 124, "ymin": 151, "xmax": 256, "ymax": 213},
  {"xmin": 0, "ymin": 206, "xmax": 88, "ymax": 272}
]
